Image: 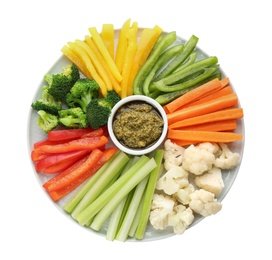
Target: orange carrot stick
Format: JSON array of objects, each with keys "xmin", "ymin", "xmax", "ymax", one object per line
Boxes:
[
  {"xmin": 174, "ymin": 119, "xmax": 237, "ymax": 132},
  {"xmin": 182, "ymin": 85, "xmax": 233, "ymax": 108},
  {"xmin": 220, "ymin": 77, "xmax": 230, "ymax": 87},
  {"xmin": 170, "ymin": 139, "xmax": 198, "ymax": 147},
  {"xmin": 167, "ymin": 93, "xmax": 239, "ymax": 125},
  {"xmin": 169, "ymin": 107, "xmax": 243, "ymax": 129},
  {"xmin": 168, "ymin": 129, "xmax": 243, "ymax": 143},
  {"xmin": 164, "ymin": 78, "xmax": 224, "ymax": 113}
]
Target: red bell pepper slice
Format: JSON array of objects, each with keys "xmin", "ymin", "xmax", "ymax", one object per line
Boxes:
[
  {"xmin": 45, "ymin": 148, "xmax": 104, "ymax": 192},
  {"xmin": 34, "ymin": 136, "xmax": 108, "ymax": 155},
  {"xmin": 34, "ymin": 139, "xmax": 71, "ymax": 149},
  {"xmin": 47, "ymin": 127, "xmax": 95, "ymax": 141},
  {"xmin": 81, "ymin": 128, "xmax": 104, "ymax": 138},
  {"xmin": 35, "ymin": 149, "xmax": 90, "ymax": 172},
  {"xmin": 47, "ymin": 147, "xmax": 118, "ymax": 201},
  {"xmin": 41, "ymin": 154, "xmax": 87, "ymax": 174}
]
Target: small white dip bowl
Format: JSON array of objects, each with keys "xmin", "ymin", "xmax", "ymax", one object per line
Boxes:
[{"xmin": 107, "ymin": 95, "xmax": 168, "ymax": 156}]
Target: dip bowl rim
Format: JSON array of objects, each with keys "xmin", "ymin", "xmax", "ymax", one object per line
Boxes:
[{"xmin": 107, "ymin": 95, "xmax": 168, "ymax": 156}]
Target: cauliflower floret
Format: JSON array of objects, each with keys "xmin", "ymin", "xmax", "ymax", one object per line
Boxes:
[
  {"xmin": 149, "ymin": 194, "xmax": 176, "ymax": 230},
  {"xmin": 189, "ymin": 189, "xmax": 222, "ymax": 216},
  {"xmin": 163, "ymin": 139, "xmax": 186, "ymax": 171},
  {"xmin": 168, "ymin": 205, "xmax": 194, "ymax": 235},
  {"xmin": 195, "ymin": 167, "xmax": 224, "ymax": 196},
  {"xmin": 182, "ymin": 142, "xmax": 219, "ymax": 175},
  {"xmin": 156, "ymin": 166, "xmax": 189, "ymax": 195},
  {"xmin": 174, "ymin": 183, "xmax": 195, "ymax": 205},
  {"xmin": 214, "ymin": 143, "xmax": 240, "ymax": 169}
]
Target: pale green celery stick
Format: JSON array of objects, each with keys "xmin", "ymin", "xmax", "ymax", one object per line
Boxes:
[
  {"xmin": 115, "ymin": 175, "xmax": 149, "ymax": 242},
  {"xmin": 85, "ymin": 216, "xmax": 94, "ymax": 226},
  {"xmin": 76, "ymin": 155, "xmax": 152, "ymax": 226},
  {"xmin": 64, "ymin": 151, "xmax": 121, "ymax": 213},
  {"xmin": 89, "ymin": 158, "xmax": 157, "ymax": 231},
  {"xmin": 78, "ymin": 156, "xmax": 156, "ymax": 227},
  {"xmin": 106, "ymin": 158, "xmax": 138, "ymax": 241},
  {"xmin": 128, "ymin": 194, "xmax": 144, "ymax": 237},
  {"xmin": 71, "ymin": 151, "xmax": 130, "ymax": 219},
  {"xmin": 135, "ymin": 149, "xmax": 164, "ymax": 240}
]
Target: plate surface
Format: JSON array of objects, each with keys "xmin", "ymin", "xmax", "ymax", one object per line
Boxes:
[{"xmin": 27, "ymin": 30, "xmax": 245, "ymax": 241}]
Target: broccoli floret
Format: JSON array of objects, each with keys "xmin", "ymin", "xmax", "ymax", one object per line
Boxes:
[
  {"xmin": 31, "ymin": 85, "xmax": 62, "ymax": 115},
  {"xmin": 86, "ymin": 90, "xmax": 121, "ymax": 129},
  {"xmin": 58, "ymin": 107, "xmax": 87, "ymax": 129},
  {"xmin": 44, "ymin": 64, "xmax": 80, "ymax": 101},
  {"xmin": 37, "ymin": 110, "xmax": 59, "ymax": 133},
  {"xmin": 104, "ymin": 90, "xmax": 122, "ymax": 107},
  {"xmin": 66, "ymin": 78, "xmax": 100, "ymax": 112}
]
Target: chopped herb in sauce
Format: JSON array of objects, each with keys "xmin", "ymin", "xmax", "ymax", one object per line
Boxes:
[{"xmin": 113, "ymin": 101, "xmax": 164, "ymax": 149}]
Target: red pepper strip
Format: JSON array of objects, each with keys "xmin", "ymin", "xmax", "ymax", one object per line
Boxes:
[
  {"xmin": 34, "ymin": 136, "xmax": 108, "ymax": 155},
  {"xmin": 35, "ymin": 149, "xmax": 90, "ymax": 172},
  {"xmin": 47, "ymin": 127, "xmax": 95, "ymax": 141},
  {"xmin": 47, "ymin": 147, "xmax": 118, "ymax": 201},
  {"xmin": 43, "ymin": 156, "xmax": 88, "ymax": 190},
  {"xmin": 45, "ymin": 148, "xmax": 104, "ymax": 192},
  {"xmin": 41, "ymin": 154, "xmax": 87, "ymax": 174},
  {"xmin": 31, "ymin": 149, "xmax": 48, "ymax": 162},
  {"xmin": 34, "ymin": 139, "xmax": 71, "ymax": 149},
  {"xmin": 81, "ymin": 127, "xmax": 104, "ymax": 138}
]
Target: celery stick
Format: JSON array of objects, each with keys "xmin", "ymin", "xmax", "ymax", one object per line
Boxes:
[
  {"xmin": 135, "ymin": 149, "xmax": 164, "ymax": 240},
  {"xmin": 71, "ymin": 151, "xmax": 130, "ymax": 219},
  {"xmin": 76, "ymin": 155, "xmax": 151, "ymax": 225},
  {"xmin": 77, "ymin": 156, "xmax": 155, "ymax": 226},
  {"xmin": 115, "ymin": 175, "xmax": 149, "ymax": 242},
  {"xmin": 128, "ymin": 194, "xmax": 144, "ymax": 237},
  {"xmin": 106, "ymin": 158, "xmax": 137, "ymax": 241},
  {"xmin": 64, "ymin": 150, "xmax": 121, "ymax": 213},
  {"xmin": 89, "ymin": 158, "xmax": 157, "ymax": 231}
]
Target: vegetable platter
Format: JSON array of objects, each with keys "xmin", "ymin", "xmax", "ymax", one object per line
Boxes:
[{"xmin": 27, "ymin": 18, "xmax": 245, "ymax": 242}]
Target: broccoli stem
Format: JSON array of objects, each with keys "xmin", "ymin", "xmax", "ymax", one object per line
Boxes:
[
  {"xmin": 134, "ymin": 149, "xmax": 164, "ymax": 240},
  {"xmin": 89, "ymin": 157, "xmax": 157, "ymax": 231},
  {"xmin": 76, "ymin": 155, "xmax": 156, "ymax": 226}
]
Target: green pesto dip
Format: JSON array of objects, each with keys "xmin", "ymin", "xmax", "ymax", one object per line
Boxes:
[{"xmin": 113, "ymin": 101, "xmax": 164, "ymax": 149}]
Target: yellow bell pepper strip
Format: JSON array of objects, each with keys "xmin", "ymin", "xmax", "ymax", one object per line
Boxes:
[
  {"xmin": 85, "ymin": 36, "xmax": 121, "ymax": 94},
  {"xmin": 101, "ymin": 23, "xmax": 115, "ymax": 60},
  {"xmin": 74, "ymin": 39, "xmax": 113, "ymax": 92},
  {"xmin": 128, "ymin": 26, "xmax": 163, "ymax": 92},
  {"xmin": 61, "ymin": 45, "xmax": 92, "ymax": 79},
  {"xmin": 132, "ymin": 31, "xmax": 177, "ymax": 95},
  {"xmin": 67, "ymin": 41, "xmax": 107, "ymax": 96},
  {"xmin": 121, "ymin": 27, "xmax": 138, "ymax": 98},
  {"xmin": 115, "ymin": 18, "xmax": 132, "ymax": 73},
  {"xmin": 88, "ymin": 27, "xmax": 122, "ymax": 83}
]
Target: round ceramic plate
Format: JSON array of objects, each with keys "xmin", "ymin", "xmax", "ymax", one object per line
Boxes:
[{"xmin": 27, "ymin": 29, "xmax": 245, "ymax": 241}]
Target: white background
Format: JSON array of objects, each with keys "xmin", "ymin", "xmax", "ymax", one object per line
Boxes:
[{"xmin": 1, "ymin": 0, "xmax": 271, "ymax": 259}]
